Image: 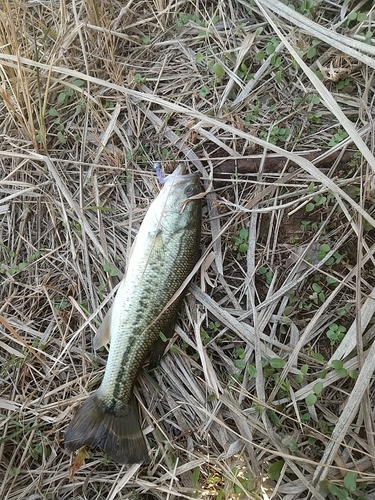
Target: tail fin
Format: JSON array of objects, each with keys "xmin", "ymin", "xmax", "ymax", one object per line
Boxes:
[{"xmin": 65, "ymin": 392, "xmax": 149, "ymax": 464}]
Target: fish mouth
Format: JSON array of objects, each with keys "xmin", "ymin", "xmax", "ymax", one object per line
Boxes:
[
  {"xmin": 168, "ymin": 164, "xmax": 200, "ymax": 180},
  {"xmin": 172, "ymin": 164, "xmax": 186, "ymax": 176}
]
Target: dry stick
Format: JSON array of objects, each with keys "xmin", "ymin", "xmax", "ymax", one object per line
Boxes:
[{"xmin": 215, "ymin": 150, "xmax": 354, "ymax": 174}]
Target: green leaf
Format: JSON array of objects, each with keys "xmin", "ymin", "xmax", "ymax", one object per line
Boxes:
[
  {"xmin": 305, "ymin": 393, "xmax": 317, "ymax": 406},
  {"xmin": 313, "ymin": 381, "xmax": 323, "ymax": 395},
  {"xmin": 269, "ymin": 357, "xmax": 286, "ymax": 369},
  {"xmin": 312, "ymin": 282, "xmax": 322, "ymax": 293},
  {"xmin": 239, "ymin": 243, "xmax": 248, "ymax": 253},
  {"xmin": 326, "ymin": 276, "xmax": 338, "ymax": 286},
  {"xmin": 73, "ymin": 79, "xmax": 84, "ymax": 87},
  {"xmin": 255, "ymin": 50, "xmax": 265, "ymax": 61},
  {"xmin": 247, "ymin": 364, "xmax": 257, "ymax": 377},
  {"xmin": 337, "ymin": 368, "xmax": 348, "ymax": 377},
  {"xmin": 192, "ymin": 466, "xmax": 200, "ymax": 487},
  {"xmin": 289, "ymin": 439, "xmax": 298, "ymax": 452},
  {"xmin": 267, "ymin": 460, "xmax": 284, "ymax": 480},
  {"xmin": 213, "ymin": 63, "xmax": 225, "ymax": 78},
  {"xmin": 195, "ymin": 52, "xmax": 204, "ymax": 63},
  {"xmin": 314, "ymin": 195, "xmax": 326, "ymax": 205},
  {"xmin": 347, "ymin": 11, "xmax": 357, "ymax": 21},
  {"xmin": 239, "ymin": 228, "xmax": 248, "ymax": 240},
  {"xmin": 267, "ymin": 410, "xmax": 281, "ymax": 427},
  {"xmin": 48, "ymin": 108, "xmax": 59, "ymax": 117},
  {"xmin": 331, "ymin": 359, "xmax": 343, "ymax": 370},
  {"xmin": 301, "ymin": 364, "xmax": 309, "ymax": 374},
  {"xmin": 328, "ymin": 483, "xmax": 348, "ymax": 500},
  {"xmin": 357, "ymin": 12, "xmax": 367, "ymax": 22},
  {"xmin": 266, "ymin": 44, "xmax": 276, "ymax": 56},
  {"xmin": 306, "ymin": 46, "xmax": 316, "ymax": 59},
  {"xmin": 283, "ymin": 306, "xmax": 294, "ymax": 316},
  {"xmin": 216, "ymin": 489, "xmax": 224, "ymax": 500},
  {"xmin": 306, "ymin": 202, "xmax": 315, "ymax": 212},
  {"xmin": 271, "ymin": 55, "xmax": 281, "ymax": 68},
  {"xmin": 58, "ymin": 92, "xmax": 66, "ymax": 104},
  {"xmin": 343, "ymin": 471, "xmax": 357, "ymax": 492},
  {"xmin": 159, "ymin": 331, "xmax": 168, "ymax": 342},
  {"xmin": 311, "ymin": 352, "xmax": 325, "ymax": 362},
  {"xmin": 234, "ymin": 359, "xmax": 246, "ymax": 370},
  {"xmin": 199, "ymin": 85, "xmax": 210, "ymax": 97},
  {"xmin": 319, "ymin": 243, "xmax": 330, "ymax": 253},
  {"xmin": 57, "ymin": 131, "xmax": 67, "ymax": 144}
]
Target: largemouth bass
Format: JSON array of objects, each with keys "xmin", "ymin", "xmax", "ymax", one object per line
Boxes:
[{"xmin": 65, "ymin": 165, "xmax": 201, "ymax": 464}]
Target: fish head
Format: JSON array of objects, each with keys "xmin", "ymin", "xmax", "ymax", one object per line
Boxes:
[
  {"xmin": 151, "ymin": 165, "xmax": 202, "ymax": 233},
  {"xmin": 163, "ymin": 165, "xmax": 201, "ymax": 210}
]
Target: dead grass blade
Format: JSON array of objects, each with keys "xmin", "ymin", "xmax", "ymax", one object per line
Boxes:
[{"xmin": 2, "ymin": 1, "xmax": 375, "ymax": 498}]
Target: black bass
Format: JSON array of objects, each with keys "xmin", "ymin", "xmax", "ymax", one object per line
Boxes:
[{"xmin": 65, "ymin": 165, "xmax": 201, "ymax": 464}]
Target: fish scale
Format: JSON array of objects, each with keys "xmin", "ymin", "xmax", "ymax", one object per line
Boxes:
[{"xmin": 65, "ymin": 165, "xmax": 202, "ymax": 464}]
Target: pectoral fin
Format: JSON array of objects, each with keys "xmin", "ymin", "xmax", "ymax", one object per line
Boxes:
[{"xmin": 93, "ymin": 306, "xmax": 112, "ymax": 350}]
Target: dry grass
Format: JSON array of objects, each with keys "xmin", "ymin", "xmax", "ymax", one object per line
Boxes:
[{"xmin": 1, "ymin": 0, "xmax": 375, "ymax": 498}]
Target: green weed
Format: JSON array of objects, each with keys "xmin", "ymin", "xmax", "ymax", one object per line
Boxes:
[
  {"xmin": 40, "ymin": 79, "xmax": 85, "ymax": 145},
  {"xmin": 259, "ymin": 125, "xmax": 290, "ymax": 145},
  {"xmin": 326, "ymin": 323, "xmax": 347, "ymax": 346},
  {"xmin": 337, "ymin": 77, "xmax": 351, "ymax": 91},
  {"xmin": 258, "ymin": 266, "xmax": 273, "ymax": 285},
  {"xmin": 328, "ymin": 128, "xmax": 348, "ymax": 147},
  {"xmin": 232, "ymin": 228, "xmax": 248, "ymax": 255},
  {"xmin": 320, "ymin": 470, "xmax": 366, "ymax": 500},
  {"xmin": 345, "ymin": 10, "xmax": 367, "ymax": 27}
]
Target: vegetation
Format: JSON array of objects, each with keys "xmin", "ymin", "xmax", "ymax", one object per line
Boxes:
[{"xmin": 1, "ymin": 0, "xmax": 375, "ymax": 499}]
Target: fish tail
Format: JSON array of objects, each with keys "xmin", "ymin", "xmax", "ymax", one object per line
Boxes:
[{"xmin": 65, "ymin": 392, "xmax": 149, "ymax": 464}]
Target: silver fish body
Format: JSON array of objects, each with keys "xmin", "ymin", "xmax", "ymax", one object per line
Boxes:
[{"xmin": 65, "ymin": 165, "xmax": 201, "ymax": 464}]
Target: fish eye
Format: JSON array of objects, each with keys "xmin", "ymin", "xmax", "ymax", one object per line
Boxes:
[{"xmin": 185, "ymin": 186, "xmax": 196, "ymax": 196}]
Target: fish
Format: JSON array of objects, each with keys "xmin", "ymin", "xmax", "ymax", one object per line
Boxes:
[{"xmin": 65, "ymin": 164, "xmax": 202, "ymax": 464}]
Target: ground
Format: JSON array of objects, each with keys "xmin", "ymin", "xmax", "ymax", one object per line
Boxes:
[{"xmin": 1, "ymin": 0, "xmax": 375, "ymax": 499}]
